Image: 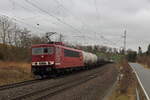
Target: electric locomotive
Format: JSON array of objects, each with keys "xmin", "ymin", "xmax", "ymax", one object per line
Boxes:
[{"xmin": 31, "ymin": 42, "xmax": 98, "ymax": 77}]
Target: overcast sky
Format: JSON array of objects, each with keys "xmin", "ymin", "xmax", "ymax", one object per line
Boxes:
[{"xmin": 0, "ymin": 0, "xmax": 150, "ymax": 51}]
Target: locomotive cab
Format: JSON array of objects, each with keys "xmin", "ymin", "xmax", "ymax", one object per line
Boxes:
[{"xmin": 31, "ymin": 44, "xmax": 55, "ymax": 76}]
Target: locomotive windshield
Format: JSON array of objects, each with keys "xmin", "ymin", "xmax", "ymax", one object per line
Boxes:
[{"xmin": 32, "ymin": 47, "xmax": 53, "ymax": 55}]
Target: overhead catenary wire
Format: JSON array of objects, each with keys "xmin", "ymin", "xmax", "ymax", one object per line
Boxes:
[
  {"xmin": 0, "ymin": 12, "xmax": 45, "ymax": 33},
  {"xmin": 53, "ymin": 0, "xmax": 87, "ymax": 29},
  {"xmin": 52, "ymin": 0, "xmax": 100, "ymax": 38},
  {"xmin": 6, "ymin": 0, "xmax": 122, "ymax": 47},
  {"xmin": 12, "ymin": 0, "xmax": 119, "ymax": 46},
  {"xmin": 53, "ymin": 1, "xmax": 116, "ymax": 45},
  {"xmin": 25, "ymin": 0, "xmax": 83, "ymax": 34},
  {"xmin": 9, "ymin": 0, "xmax": 63, "ymax": 33},
  {"xmin": 9, "ymin": 0, "xmax": 62, "ymax": 20},
  {"xmin": 93, "ymin": 0, "xmax": 118, "ymax": 45},
  {"xmin": 9, "ymin": 0, "xmax": 36, "ymax": 13}
]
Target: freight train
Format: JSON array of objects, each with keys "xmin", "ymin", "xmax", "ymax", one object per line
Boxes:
[{"xmin": 31, "ymin": 42, "xmax": 106, "ymax": 77}]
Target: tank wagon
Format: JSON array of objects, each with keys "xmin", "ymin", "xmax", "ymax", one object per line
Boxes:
[
  {"xmin": 82, "ymin": 51, "xmax": 98, "ymax": 66},
  {"xmin": 31, "ymin": 42, "xmax": 101, "ymax": 77}
]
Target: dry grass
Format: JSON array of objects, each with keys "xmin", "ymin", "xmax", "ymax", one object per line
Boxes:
[
  {"xmin": 0, "ymin": 61, "xmax": 31, "ymax": 72},
  {"xmin": 108, "ymin": 60, "xmax": 136, "ymax": 100},
  {"xmin": 0, "ymin": 61, "xmax": 34, "ymax": 86},
  {"xmin": 109, "ymin": 84, "xmax": 136, "ymax": 100}
]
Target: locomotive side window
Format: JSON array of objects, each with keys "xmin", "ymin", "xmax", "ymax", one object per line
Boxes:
[
  {"xmin": 32, "ymin": 47, "xmax": 53, "ymax": 55},
  {"xmin": 64, "ymin": 49, "xmax": 80, "ymax": 57}
]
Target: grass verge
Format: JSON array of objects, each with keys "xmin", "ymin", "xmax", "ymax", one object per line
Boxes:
[
  {"xmin": 0, "ymin": 61, "xmax": 33, "ymax": 86},
  {"xmin": 108, "ymin": 60, "xmax": 136, "ymax": 100}
]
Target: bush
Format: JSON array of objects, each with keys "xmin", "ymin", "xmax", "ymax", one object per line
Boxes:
[
  {"xmin": 0, "ymin": 44, "xmax": 30, "ymax": 62},
  {"xmin": 126, "ymin": 51, "xmax": 137, "ymax": 62}
]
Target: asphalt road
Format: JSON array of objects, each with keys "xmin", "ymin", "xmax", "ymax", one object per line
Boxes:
[{"xmin": 129, "ymin": 63, "xmax": 150, "ymax": 99}]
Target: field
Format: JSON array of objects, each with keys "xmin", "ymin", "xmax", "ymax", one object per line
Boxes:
[{"xmin": 0, "ymin": 61, "xmax": 33, "ymax": 86}]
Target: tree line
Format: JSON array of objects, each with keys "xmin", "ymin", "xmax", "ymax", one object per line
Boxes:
[
  {"xmin": 126, "ymin": 44, "xmax": 150, "ymax": 65},
  {"xmin": 0, "ymin": 16, "xmax": 48, "ymax": 61},
  {"xmin": 0, "ymin": 15, "xmax": 123, "ymax": 62}
]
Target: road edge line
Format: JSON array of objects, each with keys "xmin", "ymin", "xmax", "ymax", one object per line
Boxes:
[{"xmin": 129, "ymin": 63, "xmax": 150, "ymax": 100}]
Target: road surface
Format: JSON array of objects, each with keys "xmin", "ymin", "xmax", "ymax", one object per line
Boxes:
[{"xmin": 129, "ymin": 63, "xmax": 150, "ymax": 100}]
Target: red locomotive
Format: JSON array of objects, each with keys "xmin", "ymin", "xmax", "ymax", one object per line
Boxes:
[{"xmin": 31, "ymin": 42, "xmax": 98, "ymax": 77}]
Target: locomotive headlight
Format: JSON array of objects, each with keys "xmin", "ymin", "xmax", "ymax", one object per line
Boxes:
[
  {"xmin": 45, "ymin": 62, "xmax": 48, "ymax": 65},
  {"xmin": 49, "ymin": 61, "xmax": 54, "ymax": 65},
  {"xmin": 36, "ymin": 62, "xmax": 39, "ymax": 65},
  {"xmin": 32, "ymin": 62, "xmax": 39, "ymax": 66},
  {"xmin": 32, "ymin": 62, "xmax": 35, "ymax": 66}
]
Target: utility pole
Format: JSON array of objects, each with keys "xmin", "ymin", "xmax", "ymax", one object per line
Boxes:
[{"xmin": 123, "ymin": 30, "xmax": 127, "ymax": 54}]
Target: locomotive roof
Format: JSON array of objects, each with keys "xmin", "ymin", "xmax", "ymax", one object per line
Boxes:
[
  {"xmin": 32, "ymin": 44, "xmax": 83, "ymax": 52},
  {"xmin": 32, "ymin": 44, "xmax": 54, "ymax": 47}
]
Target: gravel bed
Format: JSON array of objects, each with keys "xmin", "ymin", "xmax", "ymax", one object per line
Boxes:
[
  {"xmin": 45, "ymin": 64, "xmax": 118, "ymax": 100},
  {"xmin": 0, "ymin": 64, "xmax": 118, "ymax": 100}
]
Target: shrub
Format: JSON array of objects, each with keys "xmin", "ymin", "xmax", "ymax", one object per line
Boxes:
[{"xmin": 126, "ymin": 51, "xmax": 137, "ymax": 62}]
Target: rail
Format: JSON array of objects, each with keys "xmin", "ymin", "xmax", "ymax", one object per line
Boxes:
[{"xmin": 0, "ymin": 79, "xmax": 48, "ymax": 91}]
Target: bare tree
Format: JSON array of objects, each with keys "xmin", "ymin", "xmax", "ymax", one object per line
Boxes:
[
  {"xmin": 18, "ymin": 28, "xmax": 31, "ymax": 48},
  {"xmin": 12, "ymin": 25, "xmax": 22, "ymax": 47},
  {"xmin": 0, "ymin": 16, "xmax": 13, "ymax": 44}
]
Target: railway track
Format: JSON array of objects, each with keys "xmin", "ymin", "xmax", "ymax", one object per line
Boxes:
[
  {"xmin": 0, "ymin": 79, "xmax": 46, "ymax": 91},
  {"xmin": 0, "ymin": 69, "xmax": 87, "ymax": 91},
  {"xmin": 11, "ymin": 72, "xmax": 99, "ymax": 100},
  {"xmin": 0, "ymin": 64, "xmax": 111, "ymax": 100}
]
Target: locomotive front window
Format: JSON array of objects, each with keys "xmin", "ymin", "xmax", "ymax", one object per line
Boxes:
[
  {"xmin": 32, "ymin": 47, "xmax": 53, "ymax": 55},
  {"xmin": 32, "ymin": 48, "xmax": 43, "ymax": 55},
  {"xmin": 43, "ymin": 48, "xmax": 48, "ymax": 53},
  {"xmin": 43, "ymin": 47, "xmax": 53, "ymax": 54}
]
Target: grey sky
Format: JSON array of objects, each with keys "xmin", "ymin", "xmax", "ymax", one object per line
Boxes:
[{"xmin": 0, "ymin": 0, "xmax": 150, "ymax": 51}]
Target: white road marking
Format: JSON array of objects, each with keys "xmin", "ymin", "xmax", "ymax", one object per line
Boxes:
[{"xmin": 129, "ymin": 63, "xmax": 150, "ymax": 100}]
